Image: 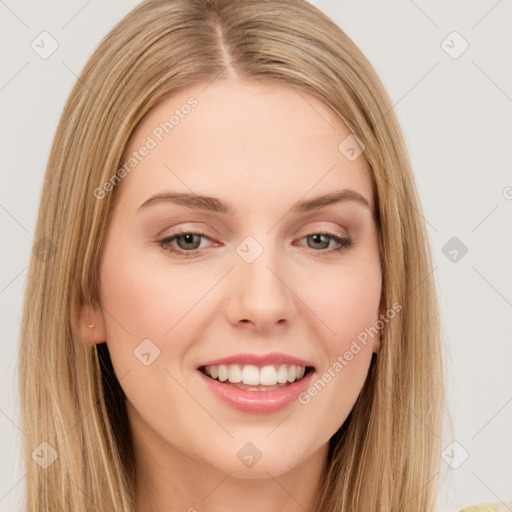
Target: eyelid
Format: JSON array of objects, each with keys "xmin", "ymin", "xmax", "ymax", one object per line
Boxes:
[
  {"xmin": 156, "ymin": 222, "xmax": 349, "ymax": 243},
  {"xmin": 157, "ymin": 228, "xmax": 353, "ymax": 258},
  {"xmin": 153, "ymin": 221, "xmax": 216, "ymax": 239},
  {"xmin": 158, "ymin": 230, "xmax": 217, "ymax": 246}
]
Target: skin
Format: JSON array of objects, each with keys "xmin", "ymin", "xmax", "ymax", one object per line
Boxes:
[{"xmin": 80, "ymin": 78, "xmax": 383, "ymax": 512}]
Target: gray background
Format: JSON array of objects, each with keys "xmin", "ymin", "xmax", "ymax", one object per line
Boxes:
[{"xmin": 1, "ymin": 1, "xmax": 511, "ymax": 510}]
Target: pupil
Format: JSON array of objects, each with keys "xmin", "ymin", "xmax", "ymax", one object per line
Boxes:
[
  {"xmin": 180, "ymin": 233, "xmax": 199, "ymax": 249},
  {"xmin": 310, "ymin": 234, "xmax": 328, "ymax": 249}
]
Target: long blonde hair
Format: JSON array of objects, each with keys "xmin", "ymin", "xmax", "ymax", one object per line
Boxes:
[{"xmin": 18, "ymin": 0, "xmax": 448, "ymax": 510}]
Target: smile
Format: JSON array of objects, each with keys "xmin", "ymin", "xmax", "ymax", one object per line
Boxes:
[
  {"xmin": 200, "ymin": 364, "xmax": 310, "ymax": 390},
  {"xmin": 197, "ymin": 353, "xmax": 316, "ymax": 414}
]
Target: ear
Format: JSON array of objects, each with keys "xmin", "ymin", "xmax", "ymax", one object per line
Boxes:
[
  {"xmin": 372, "ymin": 333, "xmax": 382, "ymax": 354},
  {"xmin": 76, "ymin": 298, "xmax": 107, "ymax": 346}
]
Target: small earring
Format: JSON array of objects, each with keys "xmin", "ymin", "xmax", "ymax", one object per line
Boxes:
[{"xmin": 87, "ymin": 298, "xmax": 94, "ymax": 329}]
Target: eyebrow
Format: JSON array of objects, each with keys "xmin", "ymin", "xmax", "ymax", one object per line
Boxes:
[{"xmin": 138, "ymin": 189, "xmax": 372, "ymax": 215}]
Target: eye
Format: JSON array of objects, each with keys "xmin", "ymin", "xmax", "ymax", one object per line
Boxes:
[
  {"xmin": 158, "ymin": 231, "xmax": 214, "ymax": 258},
  {"xmin": 295, "ymin": 232, "xmax": 353, "ymax": 255},
  {"xmin": 157, "ymin": 230, "xmax": 352, "ymax": 258}
]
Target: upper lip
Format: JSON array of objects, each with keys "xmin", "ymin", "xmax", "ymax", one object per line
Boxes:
[{"xmin": 197, "ymin": 352, "xmax": 315, "ymax": 369}]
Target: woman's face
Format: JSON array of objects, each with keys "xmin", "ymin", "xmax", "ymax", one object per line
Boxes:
[{"xmin": 90, "ymin": 78, "xmax": 382, "ymax": 480}]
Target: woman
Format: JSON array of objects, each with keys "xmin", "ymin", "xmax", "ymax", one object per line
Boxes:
[{"xmin": 19, "ymin": 0, "xmax": 453, "ymax": 510}]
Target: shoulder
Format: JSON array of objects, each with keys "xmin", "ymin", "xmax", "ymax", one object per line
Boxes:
[{"xmin": 458, "ymin": 503, "xmax": 508, "ymax": 512}]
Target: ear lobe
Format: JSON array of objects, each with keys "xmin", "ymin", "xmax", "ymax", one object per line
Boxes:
[
  {"xmin": 77, "ymin": 299, "xmax": 107, "ymax": 346},
  {"xmin": 372, "ymin": 333, "xmax": 382, "ymax": 354}
]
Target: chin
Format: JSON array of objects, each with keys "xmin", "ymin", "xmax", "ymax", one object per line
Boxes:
[{"xmin": 201, "ymin": 440, "xmax": 316, "ymax": 480}]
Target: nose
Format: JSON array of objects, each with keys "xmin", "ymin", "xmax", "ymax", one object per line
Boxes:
[{"xmin": 225, "ymin": 242, "xmax": 297, "ymax": 333}]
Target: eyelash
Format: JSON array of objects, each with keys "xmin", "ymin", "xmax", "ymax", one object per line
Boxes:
[{"xmin": 157, "ymin": 231, "xmax": 353, "ymax": 258}]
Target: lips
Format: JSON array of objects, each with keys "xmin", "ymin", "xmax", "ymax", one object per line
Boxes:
[
  {"xmin": 196, "ymin": 352, "xmax": 316, "ymax": 413},
  {"xmin": 198, "ymin": 352, "xmax": 314, "ymax": 368},
  {"xmin": 197, "ymin": 352, "xmax": 315, "ymax": 386}
]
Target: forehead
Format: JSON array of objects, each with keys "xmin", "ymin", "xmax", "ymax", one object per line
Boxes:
[{"xmin": 115, "ymin": 78, "xmax": 373, "ymax": 212}]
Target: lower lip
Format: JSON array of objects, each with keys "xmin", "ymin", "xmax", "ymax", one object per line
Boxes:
[{"xmin": 198, "ymin": 369, "xmax": 315, "ymax": 414}]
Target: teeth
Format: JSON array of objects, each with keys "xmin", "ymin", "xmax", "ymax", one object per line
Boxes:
[
  {"xmin": 276, "ymin": 364, "xmax": 289, "ymax": 383},
  {"xmin": 218, "ymin": 365, "xmax": 228, "ymax": 382},
  {"xmin": 228, "ymin": 364, "xmax": 242, "ymax": 383},
  {"xmin": 241, "ymin": 365, "xmax": 260, "ymax": 385},
  {"xmin": 259, "ymin": 365, "xmax": 277, "ymax": 386},
  {"xmin": 203, "ymin": 364, "xmax": 308, "ymax": 386}
]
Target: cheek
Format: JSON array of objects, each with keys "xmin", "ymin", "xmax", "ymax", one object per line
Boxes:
[
  {"xmin": 295, "ymin": 261, "xmax": 381, "ymax": 428},
  {"xmin": 97, "ymin": 244, "xmax": 167, "ymax": 379},
  {"xmin": 302, "ymin": 259, "xmax": 381, "ymax": 347},
  {"xmin": 97, "ymin": 249, "xmax": 201, "ymax": 429},
  {"xmin": 98, "ymin": 243, "xmax": 218, "ymax": 384},
  {"xmin": 99, "ymin": 246, "xmax": 200, "ymax": 344}
]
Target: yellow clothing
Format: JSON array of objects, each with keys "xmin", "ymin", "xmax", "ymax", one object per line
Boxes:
[{"xmin": 459, "ymin": 502, "xmax": 511, "ymax": 512}]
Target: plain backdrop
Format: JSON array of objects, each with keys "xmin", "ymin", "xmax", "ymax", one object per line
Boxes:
[{"xmin": 1, "ymin": 1, "xmax": 511, "ymax": 511}]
